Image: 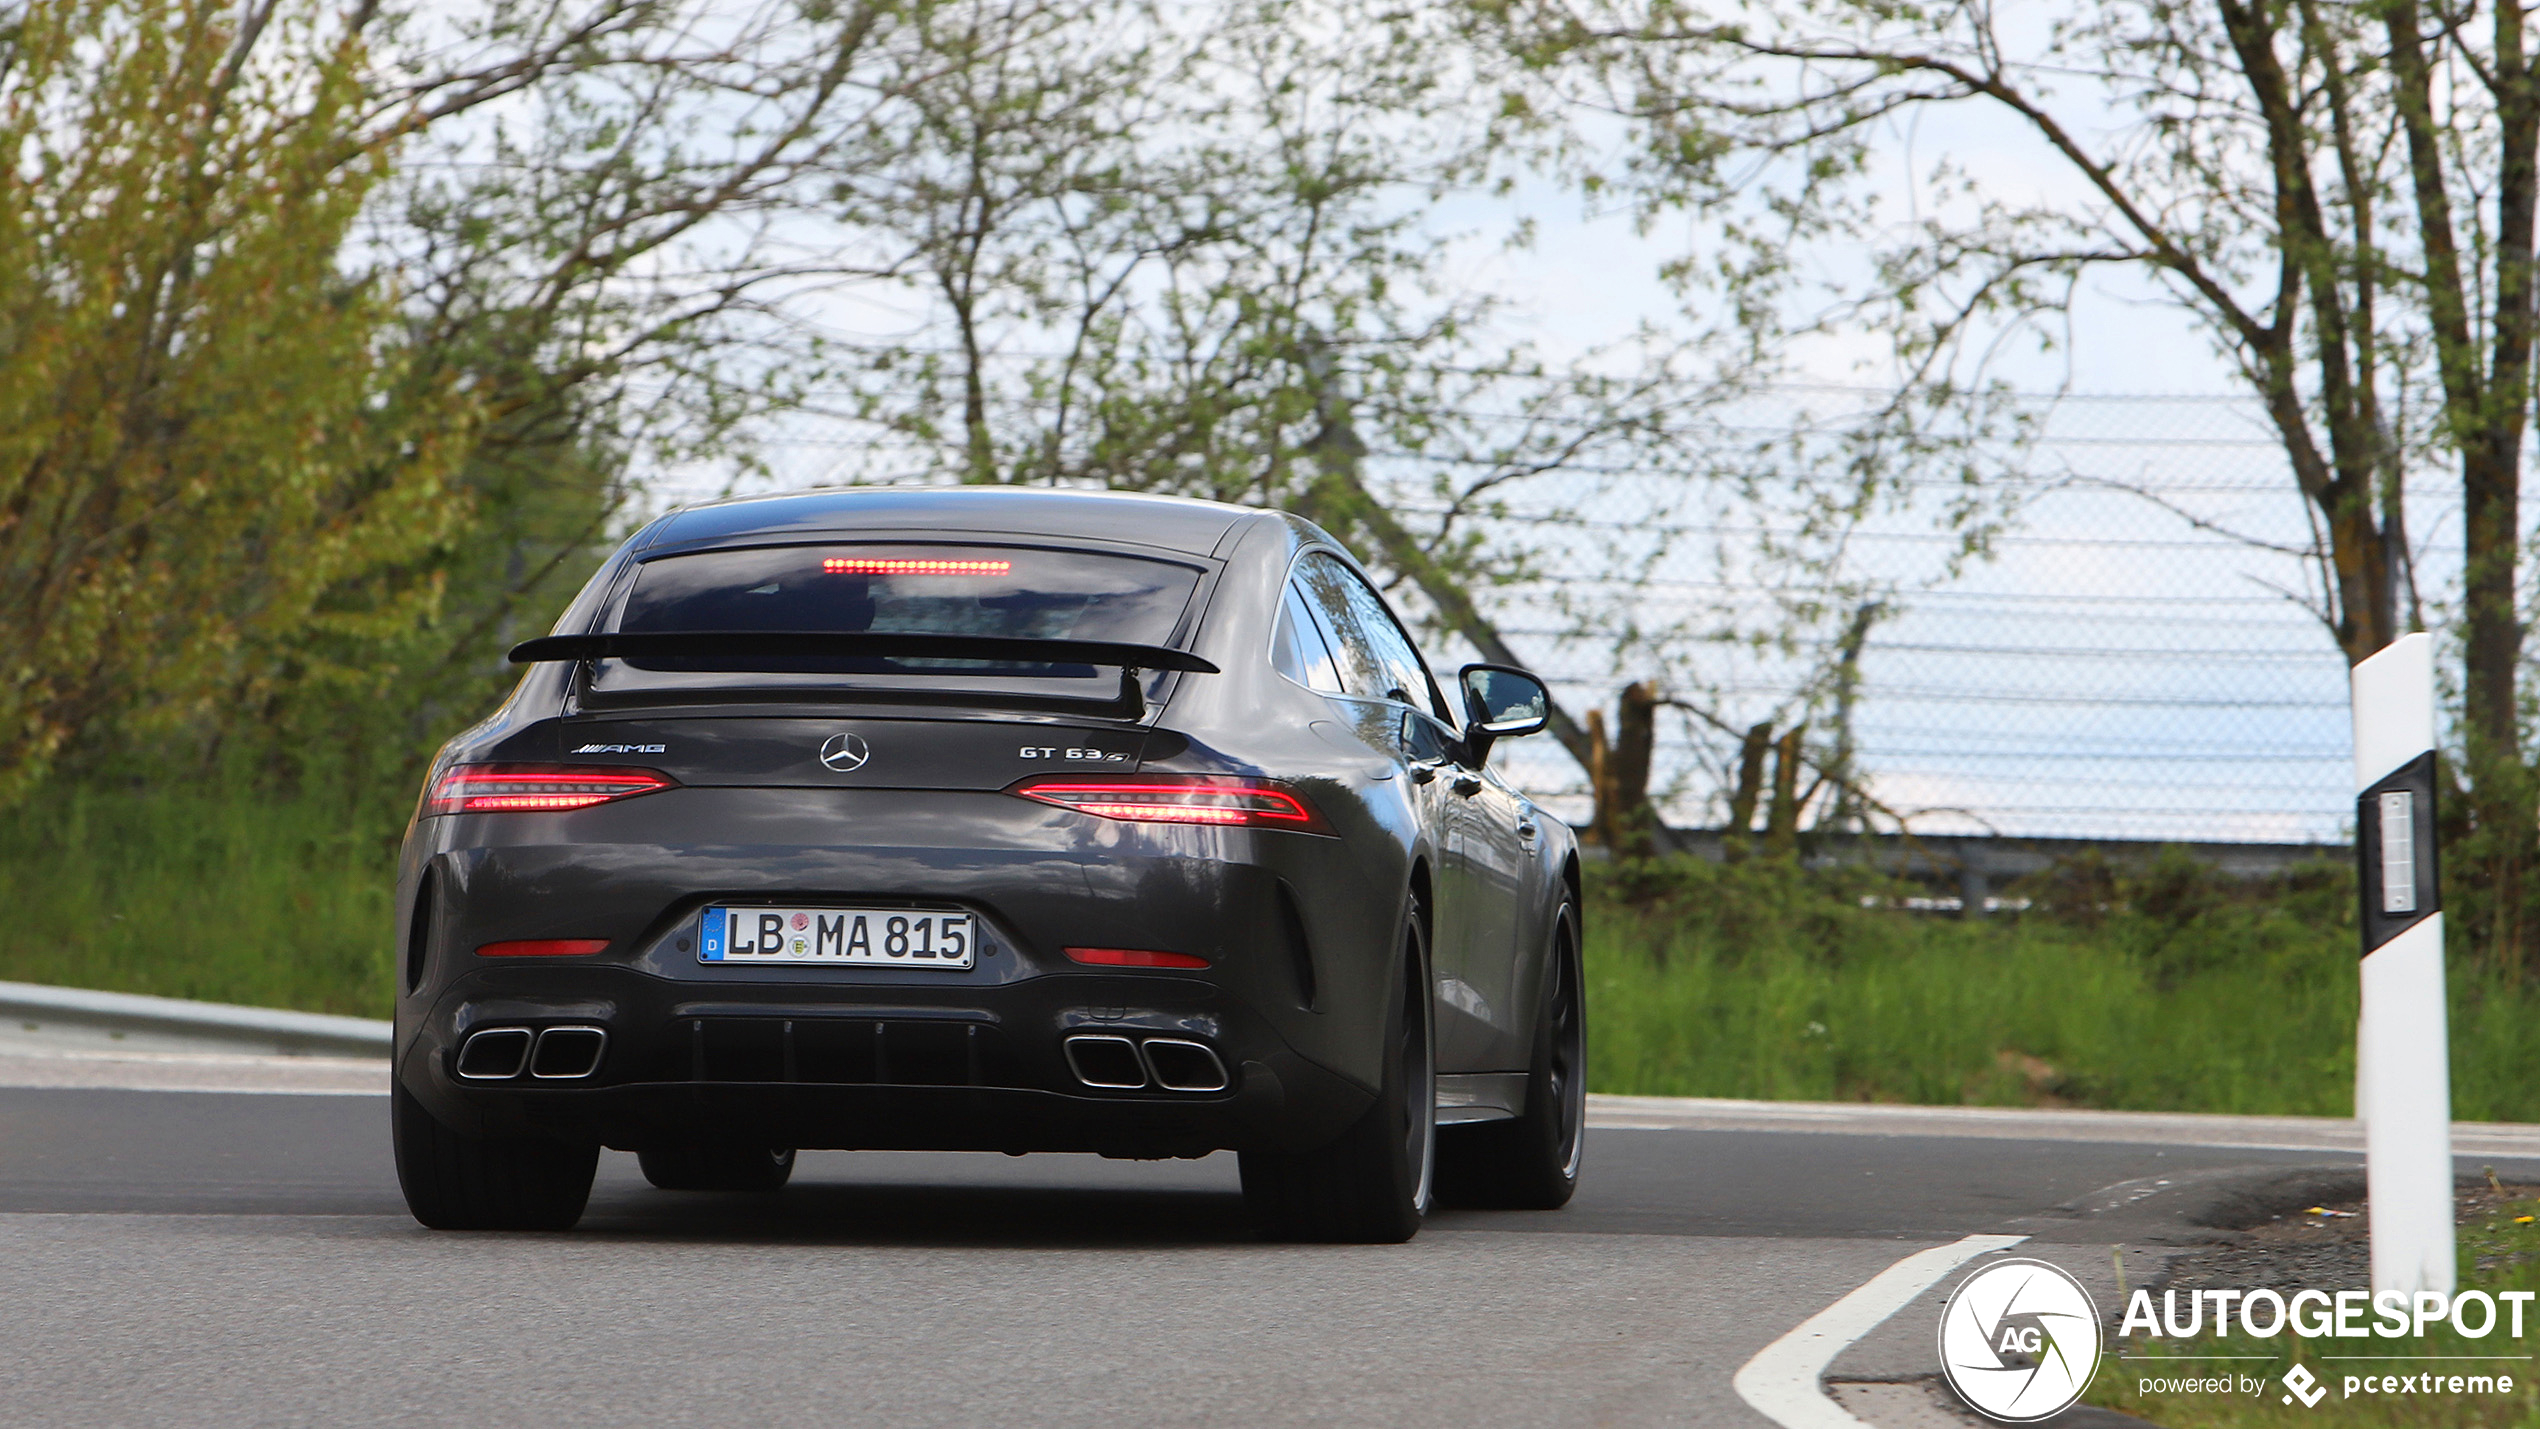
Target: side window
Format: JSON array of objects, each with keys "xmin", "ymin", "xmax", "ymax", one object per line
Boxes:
[
  {"xmin": 1295, "ymin": 551, "xmax": 1443, "ymax": 714},
  {"xmin": 1399, "ymin": 709, "xmax": 1451, "ymax": 762},
  {"xmin": 1273, "ymin": 583, "xmax": 1345, "ymax": 693},
  {"xmin": 1292, "ymin": 553, "xmax": 1387, "ymax": 697}
]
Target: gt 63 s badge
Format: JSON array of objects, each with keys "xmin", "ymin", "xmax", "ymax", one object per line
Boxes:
[{"xmin": 1938, "ymin": 1257, "xmax": 2103, "ymax": 1422}]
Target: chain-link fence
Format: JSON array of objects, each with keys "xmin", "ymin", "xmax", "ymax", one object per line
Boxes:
[
  {"xmin": 1430, "ymin": 393, "xmax": 2373, "ymax": 846},
  {"xmin": 668, "ymin": 390, "xmax": 2396, "ymax": 850}
]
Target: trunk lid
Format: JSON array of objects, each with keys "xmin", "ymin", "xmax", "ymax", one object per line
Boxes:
[{"xmin": 553, "ymin": 715, "xmax": 1149, "ymax": 792}]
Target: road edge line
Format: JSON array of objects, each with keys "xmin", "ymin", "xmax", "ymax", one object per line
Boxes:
[{"xmin": 1732, "ymin": 1232, "xmax": 2028, "ymax": 1429}]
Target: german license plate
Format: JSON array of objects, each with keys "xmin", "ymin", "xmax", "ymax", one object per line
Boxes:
[{"xmin": 699, "ymin": 907, "xmax": 975, "ymax": 968}]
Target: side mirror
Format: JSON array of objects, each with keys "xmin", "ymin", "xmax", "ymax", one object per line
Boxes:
[{"xmin": 1459, "ymin": 664, "xmax": 1548, "ymax": 764}]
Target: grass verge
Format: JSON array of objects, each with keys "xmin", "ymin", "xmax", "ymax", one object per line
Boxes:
[
  {"xmin": 0, "ymin": 784, "xmax": 402, "ymax": 1017},
  {"xmin": 1583, "ymin": 853, "xmax": 2540, "ymax": 1122}
]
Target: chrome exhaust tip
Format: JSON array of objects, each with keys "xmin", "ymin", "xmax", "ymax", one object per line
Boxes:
[
  {"xmin": 530, "ymin": 1025, "xmax": 608, "ymax": 1080},
  {"xmin": 454, "ymin": 1027, "xmax": 533, "ymax": 1081},
  {"xmin": 1062, "ymin": 1034, "xmax": 1147, "ymax": 1089},
  {"xmin": 1139, "ymin": 1038, "xmax": 1229, "ymax": 1093}
]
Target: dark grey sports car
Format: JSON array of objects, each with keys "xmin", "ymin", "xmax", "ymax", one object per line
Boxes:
[{"xmin": 391, "ymin": 487, "xmax": 1582, "ymax": 1241}]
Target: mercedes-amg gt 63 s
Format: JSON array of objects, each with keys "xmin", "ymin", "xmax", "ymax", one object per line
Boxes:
[{"xmin": 391, "ymin": 487, "xmax": 1583, "ymax": 1242}]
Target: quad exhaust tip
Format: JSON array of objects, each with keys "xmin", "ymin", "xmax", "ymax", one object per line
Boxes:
[
  {"xmin": 1063, "ymin": 1034, "xmax": 1146, "ymax": 1089},
  {"xmin": 531, "ymin": 1025, "xmax": 608, "ymax": 1080},
  {"xmin": 1061, "ymin": 1034, "xmax": 1229, "ymax": 1094},
  {"xmin": 1139, "ymin": 1038, "xmax": 1229, "ymax": 1093},
  {"xmin": 454, "ymin": 1025, "xmax": 607, "ymax": 1082},
  {"xmin": 455, "ymin": 1027, "xmax": 533, "ymax": 1081}
]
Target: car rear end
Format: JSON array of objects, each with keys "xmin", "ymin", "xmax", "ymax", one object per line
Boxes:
[{"xmin": 392, "ymin": 507, "xmax": 1389, "ymax": 1172}]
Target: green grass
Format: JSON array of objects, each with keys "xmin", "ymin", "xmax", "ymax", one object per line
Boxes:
[
  {"xmin": 2085, "ymin": 1198, "xmax": 2540, "ymax": 1426},
  {"xmin": 0, "ymin": 784, "xmax": 402, "ymax": 1017},
  {"xmin": 1583, "ymin": 853, "xmax": 2540, "ymax": 1122}
]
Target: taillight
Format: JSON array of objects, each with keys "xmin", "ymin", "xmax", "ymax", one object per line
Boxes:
[
  {"xmin": 424, "ymin": 764, "xmax": 677, "ymax": 815},
  {"xmin": 1011, "ymin": 776, "xmax": 1332, "ymax": 834}
]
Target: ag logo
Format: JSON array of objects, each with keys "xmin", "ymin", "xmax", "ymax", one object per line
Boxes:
[
  {"xmin": 1937, "ymin": 1257, "xmax": 2102, "ymax": 1422},
  {"xmin": 818, "ymin": 733, "xmax": 871, "ymax": 772}
]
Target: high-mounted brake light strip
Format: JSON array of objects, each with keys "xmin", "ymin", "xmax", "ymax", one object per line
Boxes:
[
  {"xmin": 1011, "ymin": 777, "xmax": 1333, "ymax": 834},
  {"xmin": 425, "ymin": 764, "xmax": 677, "ymax": 815},
  {"xmin": 822, "ymin": 557, "xmax": 1012, "ymax": 575}
]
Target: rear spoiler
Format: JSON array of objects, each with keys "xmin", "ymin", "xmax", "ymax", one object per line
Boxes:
[
  {"xmin": 506, "ymin": 630, "xmax": 1218, "ymax": 719},
  {"xmin": 508, "ymin": 630, "xmax": 1218, "ymax": 673}
]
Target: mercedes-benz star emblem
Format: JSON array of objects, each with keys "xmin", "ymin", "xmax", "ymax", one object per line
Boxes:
[{"xmin": 818, "ymin": 733, "xmax": 871, "ymax": 772}]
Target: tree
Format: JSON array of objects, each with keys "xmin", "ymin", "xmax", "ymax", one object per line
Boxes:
[
  {"xmin": 1484, "ymin": 0, "xmax": 2540, "ymax": 955},
  {"xmin": 321, "ymin": 0, "xmax": 927, "ymax": 793},
  {"xmin": 804, "ymin": 0, "xmax": 2002, "ymax": 821},
  {"xmin": 0, "ymin": 0, "xmax": 949, "ymax": 803},
  {"xmin": 0, "ymin": 0, "xmax": 471, "ymax": 804}
]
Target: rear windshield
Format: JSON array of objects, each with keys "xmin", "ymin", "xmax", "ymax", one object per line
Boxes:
[{"xmin": 587, "ymin": 543, "xmax": 1205, "ymax": 701}]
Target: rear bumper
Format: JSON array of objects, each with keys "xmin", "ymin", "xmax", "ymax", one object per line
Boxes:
[
  {"xmin": 395, "ymin": 960, "xmax": 1373, "ymax": 1157},
  {"xmin": 394, "ymin": 785, "xmax": 1407, "ymax": 1154}
]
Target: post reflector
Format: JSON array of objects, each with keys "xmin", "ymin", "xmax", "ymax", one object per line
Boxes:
[{"xmin": 2350, "ymin": 632, "xmax": 2453, "ymax": 1297}]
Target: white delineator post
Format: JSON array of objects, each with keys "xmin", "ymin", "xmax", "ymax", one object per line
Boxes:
[{"xmin": 2351, "ymin": 632, "xmax": 2454, "ymax": 1296}]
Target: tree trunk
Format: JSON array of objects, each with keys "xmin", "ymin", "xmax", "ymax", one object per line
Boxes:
[
  {"xmin": 1585, "ymin": 707, "xmax": 1611, "ymax": 849},
  {"xmin": 1595, "ymin": 682, "xmax": 1659, "ymax": 858},
  {"xmin": 1724, "ymin": 721, "xmax": 1771, "ymax": 861},
  {"xmin": 1764, "ymin": 724, "xmax": 1806, "ymax": 858}
]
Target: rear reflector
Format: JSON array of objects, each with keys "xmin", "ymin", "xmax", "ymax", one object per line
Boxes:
[
  {"xmin": 1065, "ymin": 947, "xmax": 1211, "ymax": 969},
  {"xmin": 1012, "ymin": 776, "xmax": 1331, "ymax": 834},
  {"xmin": 426, "ymin": 764, "xmax": 676, "ymax": 815},
  {"xmin": 476, "ymin": 938, "xmax": 611, "ymax": 958}
]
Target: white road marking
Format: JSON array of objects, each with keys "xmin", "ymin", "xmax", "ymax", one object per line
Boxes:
[{"xmin": 1732, "ymin": 1232, "xmax": 2027, "ymax": 1429}]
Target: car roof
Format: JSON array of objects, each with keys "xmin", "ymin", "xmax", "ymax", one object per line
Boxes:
[{"xmin": 642, "ymin": 486, "xmax": 1260, "ymax": 558}]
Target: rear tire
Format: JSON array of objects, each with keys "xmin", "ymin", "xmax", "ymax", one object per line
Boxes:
[
  {"xmin": 1239, "ymin": 901, "xmax": 1435, "ymax": 1243},
  {"xmin": 1436, "ymin": 902, "xmax": 1584, "ymax": 1209},
  {"xmin": 393, "ymin": 1082, "xmax": 597, "ymax": 1231},
  {"xmin": 638, "ymin": 1144, "xmax": 797, "ymax": 1193}
]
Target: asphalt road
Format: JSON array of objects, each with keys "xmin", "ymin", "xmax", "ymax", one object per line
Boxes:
[{"xmin": 10, "ymin": 1086, "xmax": 2510, "ymax": 1428}]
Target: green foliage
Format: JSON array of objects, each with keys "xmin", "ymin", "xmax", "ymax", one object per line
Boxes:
[
  {"xmin": 1587, "ymin": 854, "xmax": 2540, "ymax": 1122},
  {"xmin": 0, "ymin": 784, "xmax": 403, "ymax": 1016},
  {"xmin": 0, "ymin": 0, "xmax": 474, "ymax": 804}
]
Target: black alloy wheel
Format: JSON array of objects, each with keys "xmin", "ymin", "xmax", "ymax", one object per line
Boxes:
[
  {"xmin": 1437, "ymin": 902, "xmax": 1585, "ymax": 1209},
  {"xmin": 1239, "ymin": 898, "xmax": 1436, "ymax": 1243}
]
